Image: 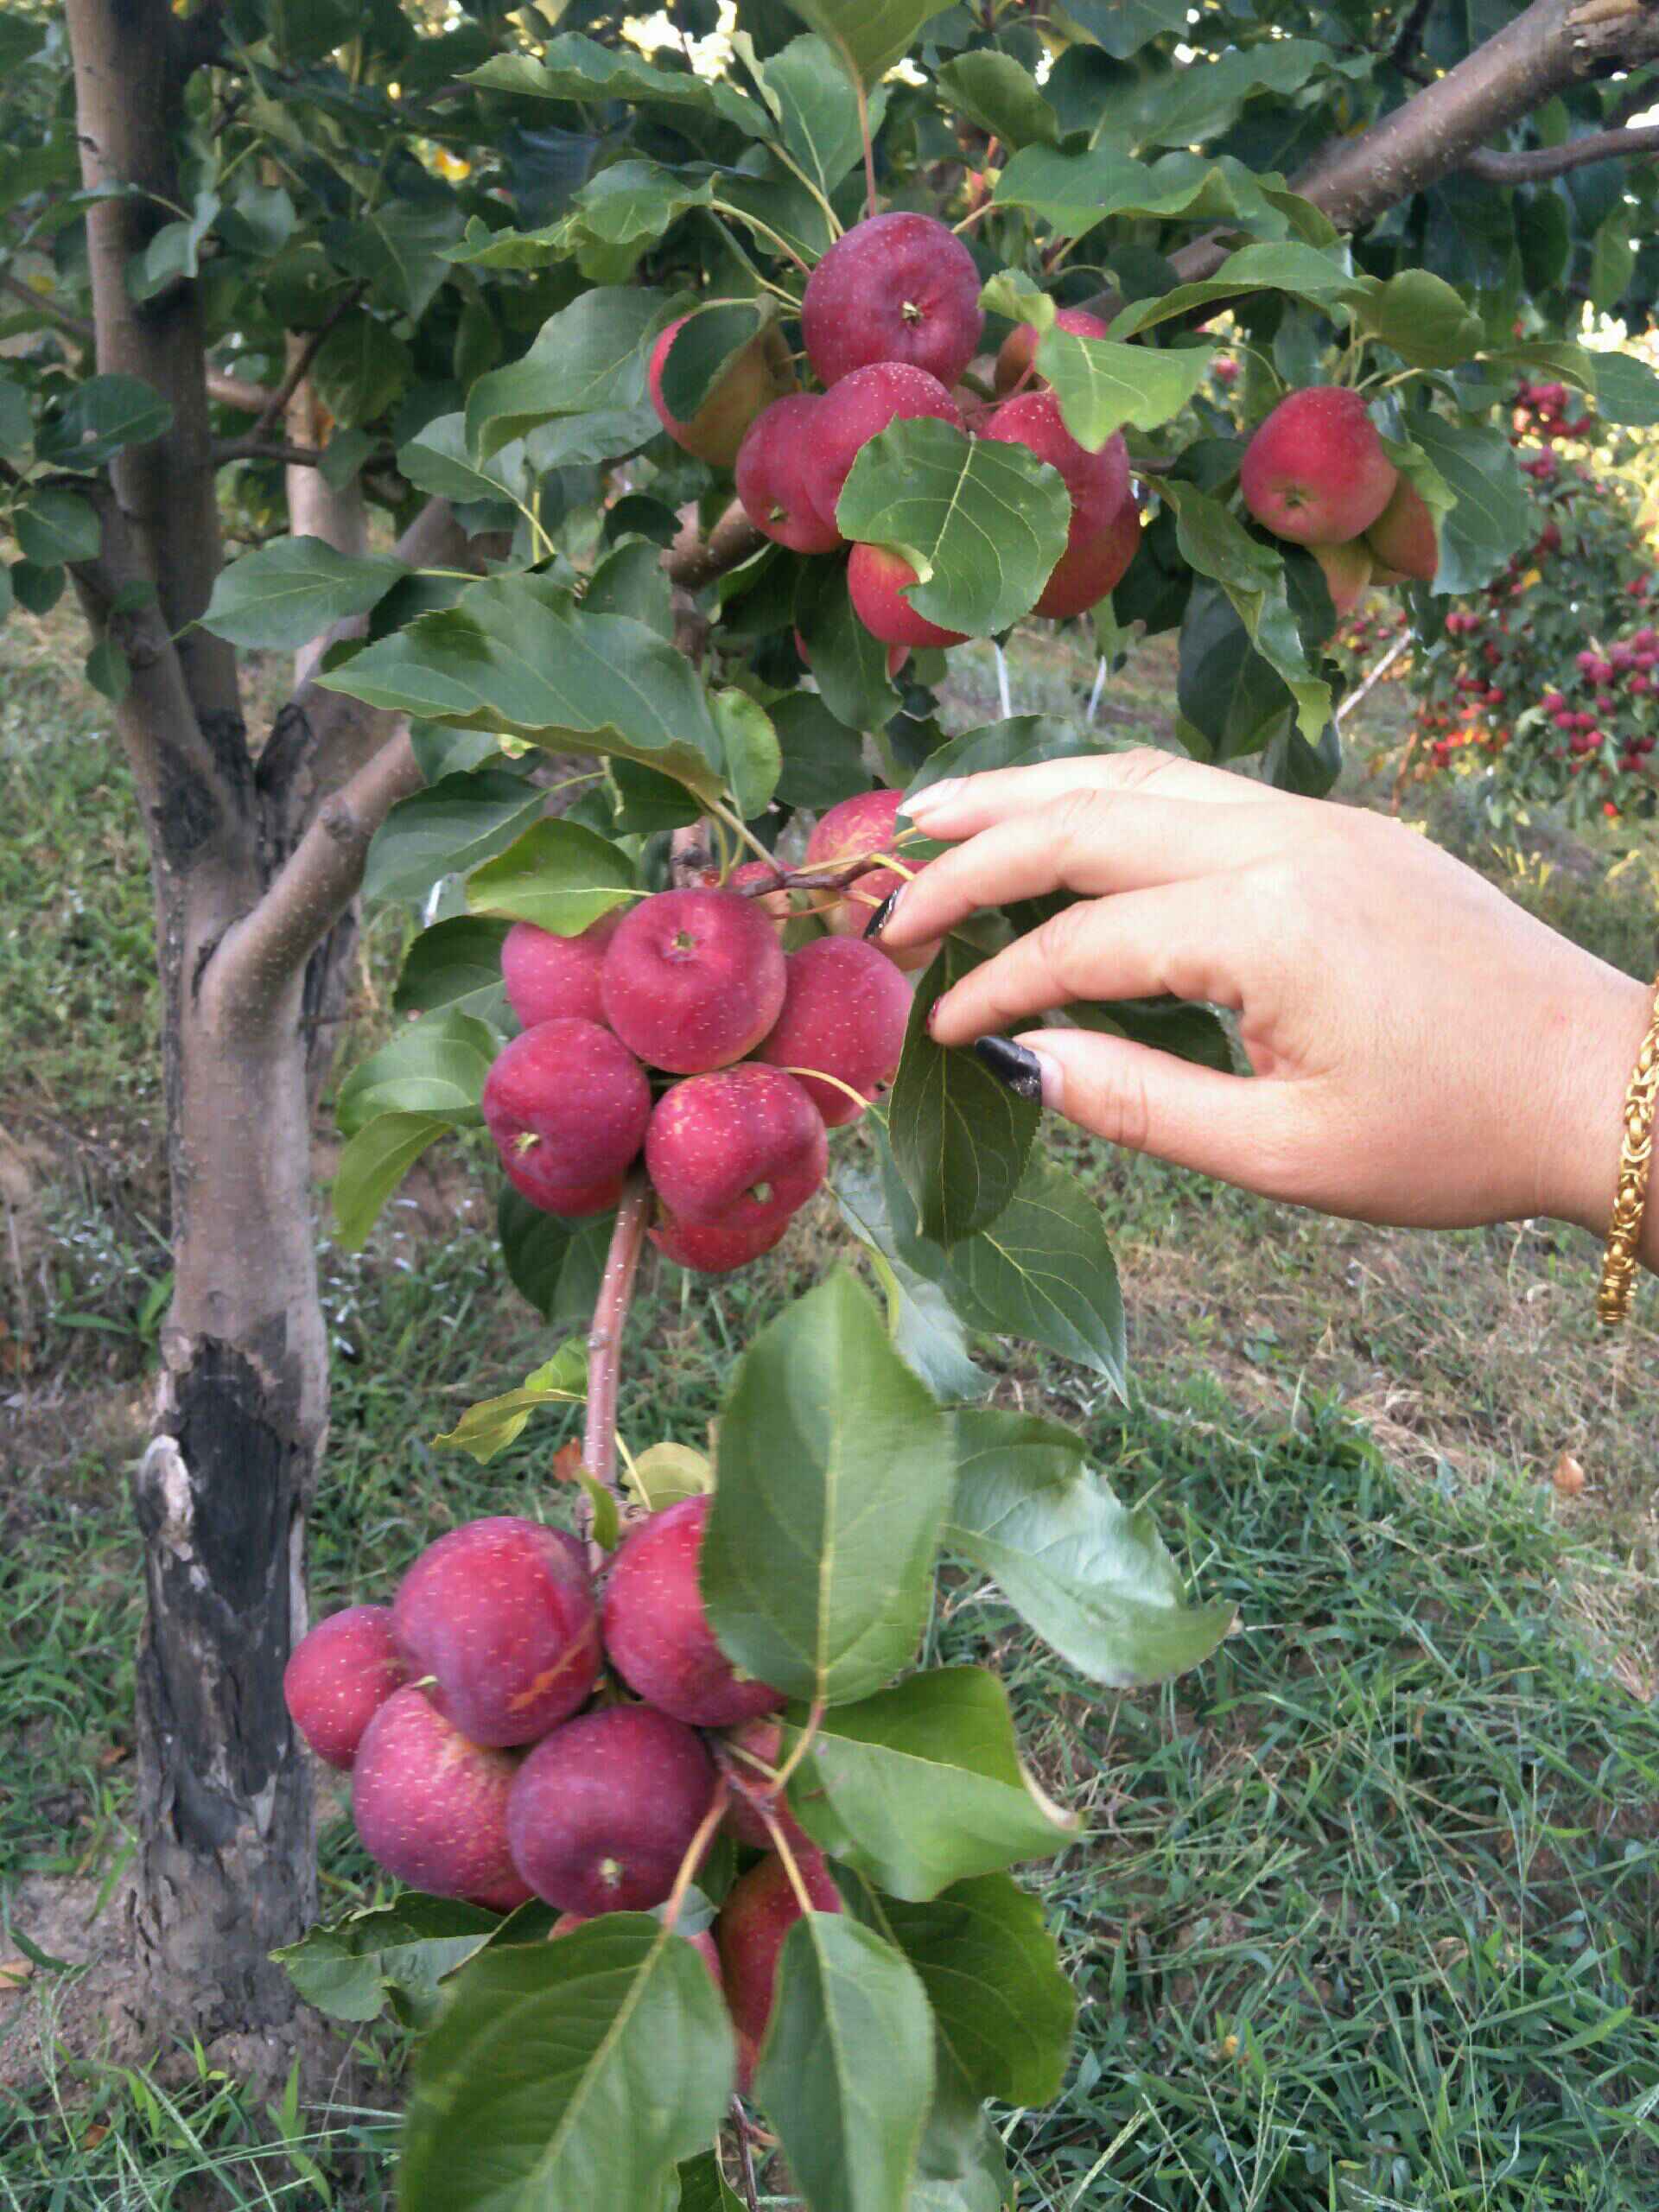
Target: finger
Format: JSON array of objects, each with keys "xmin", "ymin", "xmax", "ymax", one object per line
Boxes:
[
  {"xmin": 1014, "ymin": 1027, "xmax": 1303, "ymax": 1198},
  {"xmin": 901, "ymin": 746, "xmax": 1293, "ymax": 842},
  {"xmin": 926, "ymin": 880, "xmax": 1244, "ymax": 1046},
  {"xmin": 880, "ymin": 790, "xmax": 1283, "ymax": 952}
]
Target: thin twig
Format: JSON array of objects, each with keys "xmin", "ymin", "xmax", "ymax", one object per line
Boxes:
[
  {"xmin": 212, "ymin": 435, "xmax": 327, "ymax": 467},
  {"xmin": 1338, "ymin": 629, "xmax": 1410, "ymax": 725},
  {"xmin": 732, "ymin": 2101, "xmax": 761, "ymax": 2212},
  {"xmin": 1463, "ymin": 123, "xmax": 1659, "ymax": 183},
  {"xmin": 582, "ymin": 1176, "xmax": 651, "ymax": 1493},
  {"xmin": 256, "ymin": 285, "xmax": 363, "ymax": 437},
  {"xmin": 0, "ymin": 270, "xmax": 93, "ymax": 345}
]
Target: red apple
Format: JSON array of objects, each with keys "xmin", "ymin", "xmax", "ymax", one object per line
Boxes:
[
  {"xmin": 602, "ymin": 1494, "xmax": 785, "ymax": 1727},
  {"xmin": 810, "ymin": 362, "xmax": 963, "ymax": 534},
  {"xmin": 482, "ymin": 1018, "xmax": 652, "ymax": 1217},
  {"xmin": 994, "ymin": 305, "xmax": 1112, "ymax": 396},
  {"xmin": 979, "ymin": 391, "xmax": 1133, "ymax": 618},
  {"xmin": 1239, "ymin": 386, "xmax": 1397, "ymax": 545},
  {"xmin": 800, "ymin": 212, "xmax": 983, "ymax": 390},
  {"xmin": 1363, "ymin": 479, "xmax": 1438, "ymax": 584},
  {"xmin": 1034, "ymin": 491, "xmax": 1141, "ymax": 619},
  {"xmin": 718, "ymin": 1716, "xmax": 815, "ymax": 1855},
  {"xmin": 352, "ymin": 1686, "xmax": 532, "ymax": 1912},
  {"xmin": 735, "ymin": 394, "xmax": 843, "ymax": 554},
  {"xmin": 649, "ymin": 1206, "xmax": 790, "ymax": 1275},
  {"xmin": 645, "ymin": 1065, "xmax": 828, "ymax": 1232},
  {"xmin": 506, "ymin": 1705, "xmax": 717, "ymax": 1916},
  {"xmin": 715, "ymin": 1847, "xmax": 842, "ymax": 2090},
  {"xmin": 601, "ymin": 887, "xmax": 786, "ymax": 1075},
  {"xmin": 753, "ymin": 937, "xmax": 912, "ymax": 1127},
  {"xmin": 284, "ymin": 1604, "xmax": 407, "ymax": 1771},
  {"xmin": 392, "ymin": 1516, "xmax": 601, "ymax": 1748},
  {"xmin": 848, "ymin": 543, "xmax": 969, "ymax": 650},
  {"xmin": 500, "ymin": 912, "xmax": 622, "ymax": 1031},
  {"xmin": 648, "ymin": 315, "xmax": 796, "ymax": 468},
  {"xmin": 803, "ymin": 787, "xmax": 935, "ymax": 967}
]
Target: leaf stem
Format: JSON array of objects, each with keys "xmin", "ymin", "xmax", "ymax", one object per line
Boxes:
[
  {"xmin": 765, "ymin": 1817, "xmax": 817, "ymax": 1916},
  {"xmin": 661, "ymin": 1778, "xmax": 729, "ymax": 1933},
  {"xmin": 766, "ymin": 1697, "xmax": 827, "ymax": 1802},
  {"xmin": 854, "ymin": 69, "xmax": 878, "ymax": 221},
  {"xmin": 582, "ymin": 1174, "xmax": 651, "ymax": 1494}
]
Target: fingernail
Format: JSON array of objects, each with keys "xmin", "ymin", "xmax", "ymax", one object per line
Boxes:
[
  {"xmin": 901, "ymin": 777, "xmax": 961, "ymax": 821},
  {"xmin": 972, "ymin": 1036, "xmax": 1046, "ymax": 1103},
  {"xmin": 1014, "ymin": 1037, "xmax": 1065, "ymax": 1111},
  {"xmin": 863, "ymin": 887, "xmax": 902, "ymax": 941}
]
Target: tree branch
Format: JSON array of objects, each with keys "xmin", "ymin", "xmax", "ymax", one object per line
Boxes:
[
  {"xmin": 213, "ymin": 435, "xmax": 327, "ymax": 467},
  {"xmin": 664, "ymin": 500, "xmax": 766, "ymax": 589},
  {"xmin": 582, "ymin": 1179, "xmax": 651, "ymax": 1494},
  {"xmin": 202, "ymin": 720, "xmax": 422, "ymax": 1033},
  {"xmin": 254, "ymin": 286, "xmax": 364, "ymax": 439},
  {"xmin": 1463, "ymin": 120, "xmax": 1659, "ymax": 179},
  {"xmin": 207, "ymin": 366, "xmax": 283, "ymax": 414},
  {"xmin": 0, "ymin": 270, "xmax": 93, "ymax": 345}
]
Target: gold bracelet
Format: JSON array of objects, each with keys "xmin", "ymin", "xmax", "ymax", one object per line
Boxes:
[{"xmin": 1597, "ymin": 972, "xmax": 1659, "ymax": 1328}]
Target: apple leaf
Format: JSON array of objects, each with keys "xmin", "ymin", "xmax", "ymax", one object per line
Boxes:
[
  {"xmin": 842, "ymin": 1869, "xmax": 1077, "ymax": 2108},
  {"xmin": 887, "ymin": 938, "xmax": 1040, "ymax": 1248},
  {"xmin": 785, "ymin": 1667, "xmax": 1077, "ymax": 1899},
  {"xmin": 401, "ymin": 1916, "xmax": 735, "ymax": 2212},
  {"xmin": 794, "ymin": 558, "xmax": 905, "ymax": 734},
  {"xmin": 433, "ymin": 1338, "xmax": 589, "ymax": 1464},
  {"xmin": 1107, "ymin": 240, "xmax": 1358, "ymax": 340},
  {"xmin": 993, "ymin": 146, "xmax": 1308, "ymax": 240},
  {"xmin": 950, "ymin": 1408, "xmax": 1235, "ymax": 1686},
  {"xmin": 363, "ymin": 769, "xmax": 543, "ymax": 907},
  {"xmin": 677, "ymin": 2152, "xmax": 745, "ymax": 2212},
  {"xmin": 1406, "ymin": 416, "xmax": 1533, "ymax": 595},
  {"xmin": 317, "ymin": 576, "xmax": 728, "ymax": 802},
  {"xmin": 1037, "ymin": 327, "xmax": 1215, "ymax": 445},
  {"xmin": 713, "ymin": 686, "xmax": 782, "ymax": 822},
  {"xmin": 464, "ymin": 818, "xmax": 638, "ymax": 935},
  {"xmin": 496, "ymin": 1192, "xmax": 613, "ymax": 1325},
  {"xmin": 467, "ymin": 37, "xmax": 768, "ymax": 137},
  {"xmin": 754, "ymin": 35, "xmax": 890, "ymax": 197},
  {"xmin": 838, "ymin": 417, "xmax": 1071, "ymax": 638},
  {"xmin": 394, "ymin": 917, "xmax": 511, "ymax": 1027},
  {"xmin": 937, "ymin": 52, "xmax": 1060, "ymax": 149},
  {"xmin": 626, "ymin": 1442, "xmax": 713, "ymax": 1513},
  {"xmin": 334, "ymin": 1008, "xmax": 496, "ymax": 1137},
  {"xmin": 756, "ymin": 1914, "xmax": 935, "ymax": 2212},
  {"xmin": 658, "ymin": 298, "xmax": 777, "ymax": 424},
  {"xmin": 833, "ymin": 1158, "xmax": 987, "ymax": 1402},
  {"xmin": 1592, "ymin": 350, "xmax": 1659, "ymax": 427},
  {"xmin": 780, "ymin": 0, "xmax": 956, "ymax": 88},
  {"xmin": 464, "ymin": 285, "xmax": 671, "ymax": 460},
  {"xmin": 702, "ymin": 1271, "xmax": 957, "ymax": 1707},
  {"xmin": 905, "ymin": 714, "xmax": 1101, "ymax": 797},
  {"xmin": 272, "ymin": 1895, "xmax": 538, "ymax": 2031},
  {"xmin": 331, "ymin": 1111, "xmax": 452, "ymax": 1250}
]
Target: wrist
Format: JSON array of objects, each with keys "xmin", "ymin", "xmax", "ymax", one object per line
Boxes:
[{"xmin": 1542, "ymin": 966, "xmax": 1656, "ymax": 1249}]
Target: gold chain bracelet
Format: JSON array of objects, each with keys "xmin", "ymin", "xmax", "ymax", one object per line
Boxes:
[{"xmin": 1596, "ymin": 973, "xmax": 1659, "ymax": 1328}]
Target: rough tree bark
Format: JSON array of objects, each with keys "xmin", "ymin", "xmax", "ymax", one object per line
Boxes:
[{"xmin": 50, "ymin": 0, "xmax": 1659, "ymax": 2057}]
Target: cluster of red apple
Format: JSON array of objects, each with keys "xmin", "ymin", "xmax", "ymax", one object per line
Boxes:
[
  {"xmin": 1237, "ymin": 384, "xmax": 1437, "ymax": 620},
  {"xmin": 484, "ymin": 788, "xmax": 924, "ymax": 1274},
  {"xmin": 1510, "ymin": 379, "xmax": 1596, "ymax": 446},
  {"xmin": 284, "ymin": 1499, "xmax": 838, "ymax": 2086},
  {"xmin": 649, "ymin": 212, "xmax": 1142, "ymax": 642}
]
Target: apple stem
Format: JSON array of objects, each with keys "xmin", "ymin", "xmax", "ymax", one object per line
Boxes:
[
  {"xmin": 765, "ymin": 1818, "xmax": 819, "ymax": 1917},
  {"xmin": 855, "ymin": 69, "xmax": 878, "ymax": 220},
  {"xmin": 661, "ymin": 1777, "xmax": 730, "ymax": 1934},
  {"xmin": 582, "ymin": 1175, "xmax": 651, "ymax": 1496},
  {"xmin": 731, "ymin": 2102, "xmax": 762, "ymax": 2211},
  {"xmin": 766, "ymin": 1696, "xmax": 827, "ymax": 1802}
]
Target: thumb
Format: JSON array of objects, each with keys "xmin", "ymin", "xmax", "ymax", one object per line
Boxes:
[{"xmin": 1014, "ymin": 1027, "xmax": 1295, "ymax": 1197}]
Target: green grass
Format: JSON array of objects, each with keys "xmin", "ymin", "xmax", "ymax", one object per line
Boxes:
[{"xmin": 3, "ymin": 604, "xmax": 1657, "ymax": 2207}]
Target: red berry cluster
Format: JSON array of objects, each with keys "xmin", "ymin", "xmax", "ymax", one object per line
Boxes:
[
  {"xmin": 284, "ymin": 1499, "xmax": 841, "ymax": 2086},
  {"xmin": 486, "ymin": 791, "xmax": 923, "ymax": 1274},
  {"xmin": 653, "ymin": 213, "xmax": 1142, "ymax": 644},
  {"xmin": 1238, "ymin": 385, "xmax": 1436, "ymax": 625}
]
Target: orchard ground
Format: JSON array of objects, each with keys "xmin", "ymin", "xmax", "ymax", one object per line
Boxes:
[{"xmin": 1, "ymin": 598, "xmax": 1656, "ymax": 2207}]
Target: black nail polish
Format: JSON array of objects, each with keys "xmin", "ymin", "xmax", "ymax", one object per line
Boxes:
[
  {"xmin": 863, "ymin": 887, "xmax": 901, "ymax": 942},
  {"xmin": 972, "ymin": 1036, "xmax": 1045, "ymax": 1102}
]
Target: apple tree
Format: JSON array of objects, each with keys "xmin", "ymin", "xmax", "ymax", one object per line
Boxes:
[{"xmin": 4, "ymin": 0, "xmax": 1659, "ymax": 2171}]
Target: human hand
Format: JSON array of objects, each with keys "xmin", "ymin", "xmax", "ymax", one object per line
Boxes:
[{"xmin": 880, "ymin": 749, "xmax": 1653, "ymax": 1241}]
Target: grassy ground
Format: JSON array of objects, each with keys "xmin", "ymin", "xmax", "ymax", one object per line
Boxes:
[{"xmin": 1, "ymin": 603, "xmax": 1656, "ymax": 2208}]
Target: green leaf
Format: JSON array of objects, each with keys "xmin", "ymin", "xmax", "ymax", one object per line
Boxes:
[
  {"xmin": 465, "ymin": 817, "xmax": 637, "ymax": 935},
  {"xmin": 713, "ymin": 688, "xmax": 781, "ymax": 821},
  {"xmin": 1592, "ymin": 351, "xmax": 1659, "ymax": 428},
  {"xmin": 15, "ymin": 488, "xmax": 100, "ymax": 567},
  {"xmin": 1590, "ymin": 211, "xmax": 1635, "ymax": 315},
  {"xmin": 325, "ymin": 200, "xmax": 465, "ymax": 321},
  {"xmin": 199, "ymin": 537, "xmax": 407, "ymax": 651},
  {"xmin": 1107, "ymin": 240, "xmax": 1357, "ymax": 340},
  {"xmin": 1128, "ymin": 39, "xmax": 1345, "ymax": 149},
  {"xmin": 838, "ymin": 418, "xmax": 1071, "ymax": 638},
  {"xmin": 334, "ymin": 1009, "xmax": 495, "ymax": 1139},
  {"xmin": 36, "ymin": 374, "xmax": 173, "ymax": 472},
  {"xmin": 399, "ymin": 412, "xmax": 533, "ymax": 505},
  {"xmin": 584, "ymin": 537, "xmax": 675, "ymax": 640},
  {"xmin": 310, "ymin": 315, "xmax": 412, "ymax": 429},
  {"xmin": 1345, "ymin": 270, "xmax": 1483, "ymax": 369},
  {"xmin": 433, "ymin": 1338, "xmax": 589, "ymax": 1463},
  {"xmin": 833, "ymin": 1158, "xmax": 987, "ymax": 1402},
  {"xmin": 10, "ymin": 562, "xmax": 62, "ymax": 616},
  {"xmin": 785, "ymin": 1668, "xmax": 1077, "ymax": 1900},
  {"xmin": 332, "ymin": 1111, "xmax": 451, "ymax": 1249},
  {"xmin": 888, "ymin": 941, "xmax": 1040, "ymax": 1249},
  {"xmin": 1406, "ymin": 416, "xmax": 1532, "ymax": 596},
  {"xmin": 677, "ymin": 2152, "xmax": 745, "ymax": 2212},
  {"xmin": 702, "ymin": 1271, "xmax": 957, "ymax": 1707},
  {"xmin": 847, "ymin": 1870, "xmax": 1076, "ymax": 2108},
  {"xmin": 497, "ymin": 1192, "xmax": 614, "ymax": 1325},
  {"xmin": 468, "ymin": 36, "xmax": 767, "ymax": 137},
  {"xmin": 626, "ymin": 1442, "xmax": 714, "ymax": 1514},
  {"xmin": 758, "ymin": 35, "xmax": 888, "ymax": 195},
  {"xmin": 0, "ymin": 376, "xmax": 33, "ymax": 469},
  {"xmin": 1063, "ymin": 0, "xmax": 1189, "ymax": 59},
  {"xmin": 993, "ymin": 146, "xmax": 1301, "ymax": 241},
  {"xmin": 401, "ymin": 1916, "xmax": 735, "ymax": 2212},
  {"xmin": 1160, "ymin": 481, "xmax": 1331, "ymax": 746},
  {"xmin": 363, "ymin": 770, "xmax": 544, "ymax": 906},
  {"xmin": 85, "ymin": 637, "xmax": 129, "ymax": 703},
  {"xmin": 756, "ymin": 1914, "xmax": 935, "ymax": 2212},
  {"xmin": 561, "ymin": 162, "xmax": 715, "ymax": 280},
  {"xmin": 394, "ymin": 917, "xmax": 511, "ymax": 1025},
  {"xmin": 867, "ymin": 1139, "xmax": 1126, "ymax": 1389},
  {"xmin": 936, "ymin": 53, "xmax": 1059, "ymax": 150},
  {"xmin": 466, "ymin": 286, "xmax": 668, "ymax": 460},
  {"xmin": 1056, "ymin": 991, "xmax": 1235, "ymax": 1075},
  {"xmin": 950, "ymin": 1408, "xmax": 1234, "ymax": 1686},
  {"xmin": 772, "ymin": 694, "xmax": 873, "ymax": 811},
  {"xmin": 128, "ymin": 188, "xmax": 219, "ymax": 302},
  {"xmin": 318, "ymin": 577, "xmax": 728, "ymax": 802},
  {"xmin": 906, "ymin": 715, "xmax": 1099, "ymax": 796},
  {"xmin": 1039, "ymin": 327, "xmax": 1213, "ymax": 444},
  {"xmin": 795, "ymin": 559, "xmax": 903, "ymax": 732},
  {"xmin": 273, "ymin": 1896, "xmax": 511, "ymax": 2030},
  {"xmin": 780, "ymin": 0, "xmax": 956, "ymax": 87},
  {"xmin": 657, "ymin": 299, "xmax": 776, "ymax": 425}
]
